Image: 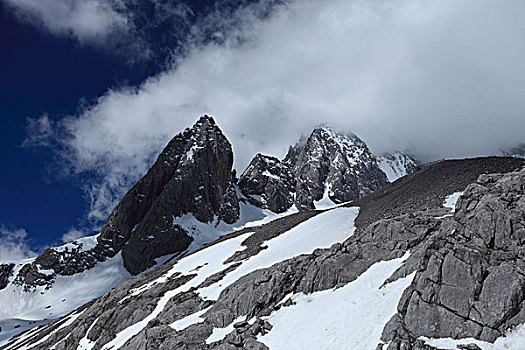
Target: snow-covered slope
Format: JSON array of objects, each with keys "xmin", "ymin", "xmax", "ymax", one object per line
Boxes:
[
  {"xmin": 0, "ymin": 197, "xmax": 295, "ymax": 347},
  {"xmin": 0, "ymin": 116, "xmax": 297, "ymax": 346},
  {"xmin": 376, "ymin": 152, "xmax": 418, "ymax": 182},
  {"xmin": 6, "ymin": 157, "xmax": 524, "ymax": 350}
]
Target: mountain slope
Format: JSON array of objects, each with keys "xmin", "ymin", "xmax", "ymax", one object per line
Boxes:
[
  {"xmin": 6, "ymin": 156, "xmax": 523, "ymax": 350},
  {"xmin": 0, "ymin": 116, "xmax": 294, "ymax": 346},
  {"xmin": 377, "ymin": 152, "xmax": 419, "ymax": 182}
]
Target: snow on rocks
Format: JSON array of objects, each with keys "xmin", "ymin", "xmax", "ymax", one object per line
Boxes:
[
  {"xmin": 169, "ymin": 306, "xmax": 211, "ymax": 332},
  {"xmin": 258, "ymin": 254, "xmax": 415, "ymax": 350},
  {"xmin": 420, "ymin": 322, "xmax": 525, "ymax": 349},
  {"xmin": 377, "ymin": 152, "xmax": 418, "ymax": 183},
  {"xmin": 199, "ymin": 207, "xmax": 359, "ymax": 300},
  {"xmin": 443, "ymin": 191, "xmax": 463, "ymax": 211},
  {"xmin": 205, "ymin": 315, "xmax": 250, "ymax": 344},
  {"xmin": 102, "ymin": 207, "xmax": 358, "ymax": 349},
  {"xmin": 0, "ymin": 253, "xmax": 130, "ymax": 346}
]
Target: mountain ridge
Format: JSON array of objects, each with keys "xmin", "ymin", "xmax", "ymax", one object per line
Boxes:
[
  {"xmin": 3, "ymin": 157, "xmax": 523, "ymax": 349},
  {"xmin": 2, "ymin": 116, "xmax": 524, "ymax": 349}
]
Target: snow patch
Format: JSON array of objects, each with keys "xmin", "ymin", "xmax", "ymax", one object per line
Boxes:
[
  {"xmin": 377, "ymin": 153, "xmax": 416, "ymax": 182},
  {"xmin": 420, "ymin": 323, "xmax": 525, "ymax": 349},
  {"xmin": 199, "ymin": 207, "xmax": 360, "ymax": 301},
  {"xmin": 55, "ymin": 234, "xmax": 99, "ymax": 253},
  {"xmin": 105, "ymin": 232, "xmax": 253, "ymax": 349},
  {"xmin": 258, "ymin": 254, "xmax": 415, "ymax": 350},
  {"xmin": 443, "ymin": 191, "xmax": 463, "ymax": 211},
  {"xmin": 77, "ymin": 316, "xmax": 99, "ymax": 350},
  {"xmin": 0, "ymin": 253, "xmax": 130, "ymax": 344},
  {"xmin": 206, "ymin": 315, "xmax": 248, "ymax": 344},
  {"xmin": 262, "ymin": 170, "xmax": 280, "ymax": 180},
  {"xmin": 170, "ymin": 306, "xmax": 211, "ymax": 331},
  {"xmin": 109, "ymin": 207, "xmax": 358, "ymax": 349},
  {"xmin": 314, "ymin": 184, "xmax": 336, "ymax": 209}
]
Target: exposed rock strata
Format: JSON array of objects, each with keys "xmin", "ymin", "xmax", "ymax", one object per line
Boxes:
[
  {"xmin": 8, "ymin": 158, "xmax": 525, "ymax": 350},
  {"xmin": 239, "ymin": 125, "xmax": 389, "ymax": 212},
  {"xmin": 12, "ymin": 115, "xmax": 241, "ymax": 286}
]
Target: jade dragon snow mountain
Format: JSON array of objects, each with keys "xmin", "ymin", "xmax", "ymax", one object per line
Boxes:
[{"xmin": 1, "ymin": 116, "xmax": 524, "ymax": 350}]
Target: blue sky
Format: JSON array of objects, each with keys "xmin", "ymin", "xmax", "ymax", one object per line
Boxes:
[
  {"xmin": 0, "ymin": 0, "xmax": 280, "ymax": 255},
  {"xmin": 0, "ymin": 3, "xmax": 136, "ymax": 250},
  {"xmin": 2, "ymin": 0, "xmax": 525, "ymax": 258}
]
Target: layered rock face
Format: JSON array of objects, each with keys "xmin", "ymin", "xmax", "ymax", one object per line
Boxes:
[
  {"xmin": 237, "ymin": 154, "xmax": 295, "ymax": 213},
  {"xmin": 103, "ymin": 115, "xmax": 239, "ymax": 274},
  {"xmin": 383, "ymin": 171, "xmax": 525, "ymax": 349},
  {"xmin": 11, "ymin": 115, "xmax": 240, "ymax": 286},
  {"xmin": 0, "ymin": 264, "xmax": 13, "ymax": 290},
  {"xmin": 10, "ymin": 157, "xmax": 525, "ymax": 350},
  {"xmin": 285, "ymin": 126, "xmax": 388, "ymax": 209},
  {"xmin": 239, "ymin": 125, "xmax": 390, "ymax": 212}
]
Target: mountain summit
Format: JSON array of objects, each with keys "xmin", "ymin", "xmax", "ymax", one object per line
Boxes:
[
  {"xmin": 101, "ymin": 115, "xmax": 240, "ymax": 274},
  {"xmin": 240, "ymin": 125, "xmax": 392, "ymax": 212}
]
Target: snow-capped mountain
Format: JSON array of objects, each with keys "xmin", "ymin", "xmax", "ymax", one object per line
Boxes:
[
  {"xmin": 3, "ymin": 116, "xmax": 523, "ymax": 350},
  {"xmin": 239, "ymin": 125, "xmax": 417, "ymax": 213},
  {"xmin": 0, "ymin": 116, "xmax": 293, "ymax": 345},
  {"xmin": 377, "ymin": 152, "xmax": 419, "ymax": 183},
  {"xmin": 4, "ymin": 156, "xmax": 524, "ymax": 350}
]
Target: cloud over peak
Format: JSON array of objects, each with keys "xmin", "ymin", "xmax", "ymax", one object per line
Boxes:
[{"xmin": 26, "ymin": 0, "xmax": 525, "ymax": 226}]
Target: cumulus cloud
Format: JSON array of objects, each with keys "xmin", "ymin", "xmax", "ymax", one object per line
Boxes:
[
  {"xmin": 0, "ymin": 225, "xmax": 37, "ymax": 262},
  {"xmin": 27, "ymin": 0, "xmax": 525, "ymax": 225},
  {"xmin": 3, "ymin": 0, "xmax": 129, "ymax": 43},
  {"xmin": 61, "ymin": 227, "xmax": 86, "ymax": 243}
]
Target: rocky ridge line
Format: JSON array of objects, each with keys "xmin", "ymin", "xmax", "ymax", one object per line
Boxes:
[
  {"xmin": 10, "ymin": 115, "xmax": 240, "ymax": 288},
  {"xmin": 6, "ymin": 157, "xmax": 524, "ymax": 349}
]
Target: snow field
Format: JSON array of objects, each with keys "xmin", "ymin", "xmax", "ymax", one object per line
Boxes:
[
  {"xmin": 258, "ymin": 254, "xmax": 415, "ymax": 350},
  {"xmin": 105, "ymin": 207, "xmax": 359, "ymax": 349}
]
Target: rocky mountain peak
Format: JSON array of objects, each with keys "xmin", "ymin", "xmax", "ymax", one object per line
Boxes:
[
  {"xmin": 238, "ymin": 154, "xmax": 295, "ymax": 213},
  {"xmin": 101, "ymin": 114, "xmax": 240, "ymax": 274},
  {"xmin": 9, "ymin": 115, "xmax": 241, "ymax": 286},
  {"xmin": 239, "ymin": 125, "xmax": 389, "ymax": 212},
  {"xmin": 285, "ymin": 125, "xmax": 388, "ymax": 210}
]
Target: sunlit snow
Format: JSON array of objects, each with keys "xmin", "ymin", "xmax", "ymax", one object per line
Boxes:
[
  {"xmin": 106, "ymin": 207, "xmax": 358, "ymax": 349},
  {"xmin": 258, "ymin": 254, "xmax": 415, "ymax": 350},
  {"xmin": 420, "ymin": 322, "xmax": 525, "ymax": 349},
  {"xmin": 443, "ymin": 191, "xmax": 463, "ymax": 211}
]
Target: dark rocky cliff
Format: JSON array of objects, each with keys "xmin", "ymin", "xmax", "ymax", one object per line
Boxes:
[
  {"xmin": 10, "ymin": 115, "xmax": 241, "ymax": 286},
  {"xmin": 239, "ymin": 125, "xmax": 389, "ymax": 212},
  {"xmin": 103, "ymin": 115, "xmax": 239, "ymax": 274}
]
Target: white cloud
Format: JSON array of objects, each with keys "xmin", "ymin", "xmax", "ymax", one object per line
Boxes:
[
  {"xmin": 61, "ymin": 227, "xmax": 86, "ymax": 243},
  {"xmin": 28, "ymin": 0, "xmax": 525, "ymax": 225},
  {"xmin": 0, "ymin": 225, "xmax": 37, "ymax": 262},
  {"xmin": 3, "ymin": 0, "xmax": 129, "ymax": 43}
]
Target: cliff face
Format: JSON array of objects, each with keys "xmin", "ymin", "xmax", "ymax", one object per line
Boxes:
[
  {"xmin": 239, "ymin": 125, "xmax": 390, "ymax": 212},
  {"xmin": 10, "ymin": 115, "xmax": 240, "ymax": 287},
  {"xmin": 284, "ymin": 125, "xmax": 388, "ymax": 210},
  {"xmin": 102, "ymin": 115, "xmax": 240, "ymax": 274}
]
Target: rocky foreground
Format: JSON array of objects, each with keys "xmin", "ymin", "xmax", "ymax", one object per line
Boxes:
[{"xmin": 3, "ymin": 156, "xmax": 524, "ymax": 350}]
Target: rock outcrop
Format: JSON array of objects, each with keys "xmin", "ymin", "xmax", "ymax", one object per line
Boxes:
[
  {"xmin": 105, "ymin": 115, "xmax": 239, "ymax": 274},
  {"xmin": 0, "ymin": 264, "xmax": 13, "ymax": 290},
  {"xmin": 382, "ymin": 171, "xmax": 525, "ymax": 349},
  {"xmin": 285, "ymin": 125, "xmax": 388, "ymax": 210},
  {"xmin": 8, "ymin": 157, "xmax": 525, "ymax": 350},
  {"xmin": 238, "ymin": 154, "xmax": 295, "ymax": 213}
]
